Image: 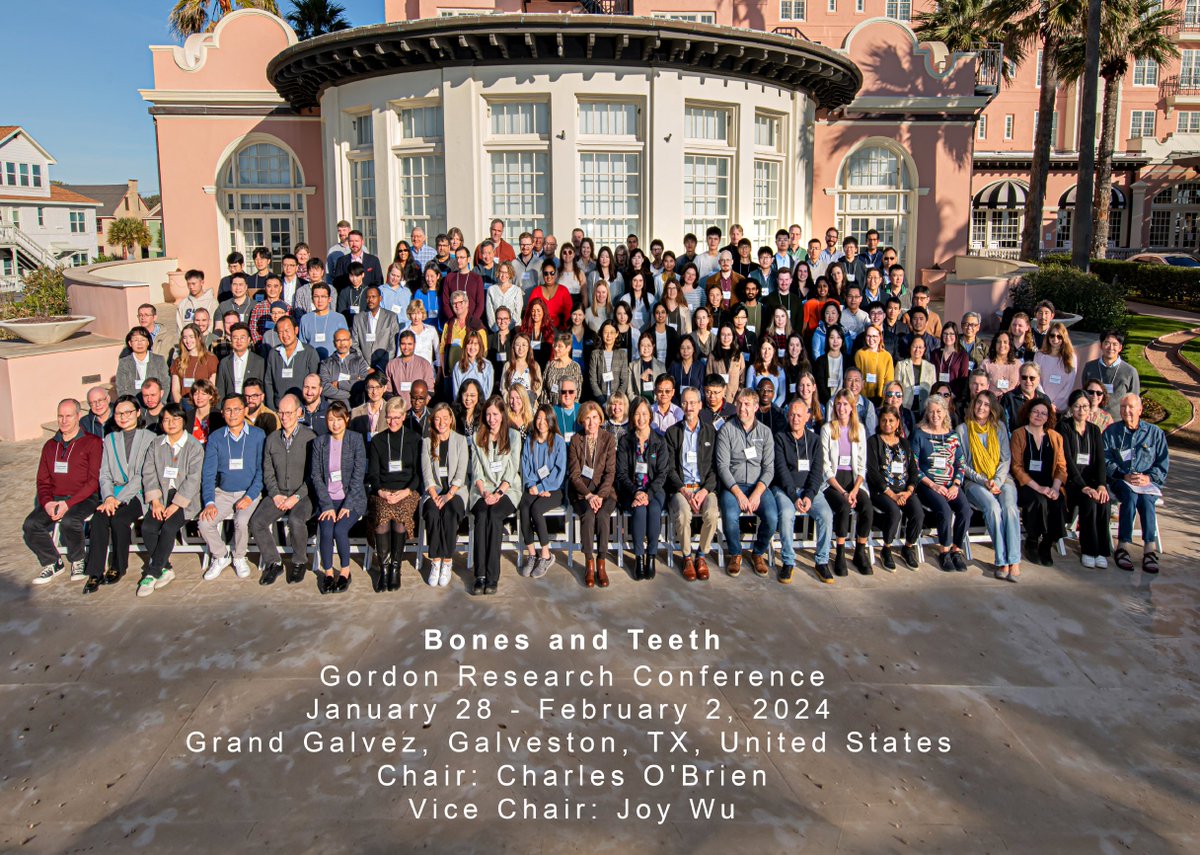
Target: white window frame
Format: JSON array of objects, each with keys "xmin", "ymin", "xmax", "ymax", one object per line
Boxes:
[
  {"xmin": 353, "ymin": 113, "xmax": 374, "ymax": 148},
  {"xmin": 1130, "ymin": 110, "xmax": 1156, "ymax": 139},
  {"xmin": 751, "ymin": 111, "xmax": 786, "ymax": 247},
  {"xmin": 827, "ymin": 0, "xmax": 836, "ymax": 12},
  {"xmin": 484, "ymin": 97, "xmax": 551, "ymax": 237},
  {"xmin": 1133, "ymin": 58, "xmax": 1159, "ymax": 87},
  {"xmin": 1182, "ymin": 49, "xmax": 1200, "ymax": 88},
  {"xmin": 683, "ymin": 102, "xmax": 737, "ymax": 238},
  {"xmin": 390, "ymin": 99, "xmax": 447, "ymax": 240},
  {"xmin": 780, "ymin": 0, "xmax": 805, "ymax": 21},
  {"xmin": 885, "ymin": 0, "xmax": 911, "ymax": 20},
  {"xmin": 970, "ymin": 208, "xmax": 1022, "ymax": 250},
  {"xmin": 69, "ymin": 210, "xmax": 87, "ymax": 234},
  {"xmin": 349, "ymin": 156, "xmax": 377, "ymax": 254},
  {"xmin": 36, "ymin": 207, "xmax": 44, "ymax": 227},
  {"xmin": 218, "ymin": 139, "xmax": 307, "ymax": 265},
  {"xmin": 834, "ymin": 143, "xmax": 915, "ymax": 265},
  {"xmin": 1180, "ymin": 111, "xmax": 1200, "ymax": 134},
  {"xmin": 577, "ymin": 99, "xmax": 644, "ymax": 246},
  {"xmin": 1004, "ymin": 115, "xmax": 1014, "ymax": 140},
  {"xmin": 855, "ymin": 0, "xmax": 865, "ymax": 12},
  {"xmin": 1149, "ymin": 183, "xmax": 1200, "ymax": 250},
  {"xmin": 651, "ymin": 12, "xmax": 716, "ymax": 24},
  {"xmin": 977, "ymin": 115, "xmax": 987, "ymax": 140}
]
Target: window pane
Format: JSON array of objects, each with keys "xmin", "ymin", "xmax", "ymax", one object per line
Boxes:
[
  {"xmin": 397, "ymin": 106, "xmax": 444, "ymax": 140},
  {"xmin": 490, "ymin": 151, "xmax": 548, "ymax": 236},
  {"xmin": 397, "ymin": 154, "xmax": 447, "ymax": 238},
  {"xmin": 843, "ymin": 146, "xmax": 908, "ymax": 189},
  {"xmin": 490, "ymin": 102, "xmax": 548, "ymax": 136},
  {"xmin": 752, "ymin": 159, "xmax": 781, "ymax": 247},
  {"xmin": 579, "ymin": 102, "xmax": 638, "ymax": 137},
  {"xmin": 352, "ymin": 159, "xmax": 377, "ymax": 253},
  {"xmin": 355, "ymin": 116, "xmax": 374, "ymax": 146},
  {"xmin": 578, "ymin": 152, "xmax": 641, "ymax": 247},
  {"xmin": 780, "ymin": 0, "xmax": 806, "ymax": 21},
  {"xmin": 685, "ymin": 107, "xmax": 730, "ymax": 144},
  {"xmin": 682, "ymin": 155, "xmax": 730, "ymax": 237},
  {"xmin": 236, "ymin": 143, "xmax": 294, "ymax": 186},
  {"xmin": 754, "ymin": 114, "xmax": 780, "ymax": 149}
]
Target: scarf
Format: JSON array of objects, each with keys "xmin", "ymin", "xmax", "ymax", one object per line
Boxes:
[{"xmin": 967, "ymin": 420, "xmax": 1000, "ymax": 480}]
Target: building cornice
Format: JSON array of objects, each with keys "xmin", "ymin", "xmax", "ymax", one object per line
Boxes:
[{"xmin": 266, "ymin": 14, "xmax": 862, "ymax": 111}]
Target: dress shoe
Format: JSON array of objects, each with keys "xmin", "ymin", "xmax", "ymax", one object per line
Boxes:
[
  {"xmin": 288, "ymin": 564, "xmax": 307, "ymax": 585},
  {"xmin": 695, "ymin": 556, "xmax": 709, "ymax": 581},
  {"xmin": 832, "ymin": 547, "xmax": 848, "ymax": 577},
  {"xmin": 900, "ymin": 545, "xmax": 919, "ymax": 569},
  {"xmin": 335, "ymin": 573, "xmax": 351, "ymax": 593},
  {"xmin": 1037, "ymin": 541, "xmax": 1053, "ymax": 566},
  {"xmin": 644, "ymin": 557, "xmax": 656, "ymax": 580},
  {"xmin": 880, "ymin": 546, "xmax": 896, "ymax": 572},
  {"xmin": 596, "ymin": 559, "xmax": 609, "ymax": 588},
  {"xmin": 682, "ymin": 557, "xmax": 696, "ymax": 581},
  {"xmin": 102, "ymin": 567, "xmax": 120, "ymax": 585},
  {"xmin": 585, "ymin": 558, "xmax": 595, "ymax": 588},
  {"xmin": 752, "ymin": 554, "xmax": 769, "ymax": 577},
  {"xmin": 727, "ymin": 555, "xmax": 742, "ymax": 577},
  {"xmin": 633, "ymin": 555, "xmax": 645, "ymax": 581},
  {"xmin": 951, "ymin": 550, "xmax": 968, "ymax": 572},
  {"xmin": 82, "ymin": 576, "xmax": 101, "ymax": 595},
  {"xmin": 853, "ymin": 543, "xmax": 872, "ymax": 575},
  {"xmin": 484, "ymin": 582, "xmax": 498, "ymax": 595},
  {"xmin": 259, "ymin": 562, "xmax": 282, "ymax": 586},
  {"xmin": 815, "ymin": 563, "xmax": 834, "ymax": 584},
  {"xmin": 319, "ymin": 573, "xmax": 335, "ymax": 594},
  {"xmin": 473, "ymin": 577, "xmax": 486, "ymax": 596}
]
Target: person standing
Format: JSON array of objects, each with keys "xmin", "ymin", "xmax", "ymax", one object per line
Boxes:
[
  {"xmin": 26, "ymin": 399, "xmax": 102, "ymax": 585},
  {"xmin": 715, "ymin": 387, "xmax": 778, "ymax": 578},
  {"xmin": 440, "ymin": 247, "xmax": 485, "ymax": 325},
  {"xmin": 117, "ymin": 326, "xmax": 170, "ymax": 398},
  {"xmin": 198, "ymin": 395, "xmax": 266, "ymax": 581},
  {"xmin": 81, "ymin": 396, "xmax": 154, "ymax": 593},
  {"xmin": 215, "ymin": 323, "xmax": 264, "ymax": 401},
  {"xmin": 319, "ymin": 328, "xmax": 370, "ymax": 407},
  {"xmin": 265, "ymin": 316, "xmax": 320, "ymax": 408},
  {"xmin": 1082, "ymin": 331, "xmax": 1139, "ymax": 420},
  {"xmin": 468, "ymin": 397, "xmax": 522, "ymax": 596},
  {"xmin": 298, "ymin": 283, "xmax": 349, "ymax": 359},
  {"xmin": 616, "ymin": 397, "xmax": 669, "ymax": 581},
  {"xmin": 351, "ymin": 286, "xmax": 401, "ymax": 373},
  {"xmin": 665, "ymin": 388, "xmax": 720, "ymax": 582},
  {"xmin": 311, "ymin": 402, "xmax": 367, "ymax": 594},
  {"xmin": 81, "ymin": 386, "xmax": 115, "ymax": 438},
  {"xmin": 249, "ymin": 393, "xmax": 316, "ymax": 587}
]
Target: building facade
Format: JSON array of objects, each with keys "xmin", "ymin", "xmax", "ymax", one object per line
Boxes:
[
  {"xmin": 62, "ymin": 179, "xmax": 164, "ymax": 260},
  {"xmin": 0, "ymin": 127, "xmax": 101, "ymax": 290},
  {"xmin": 141, "ymin": 3, "xmax": 1200, "ymax": 278}
]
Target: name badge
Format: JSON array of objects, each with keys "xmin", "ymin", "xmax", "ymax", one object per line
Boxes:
[
  {"xmin": 163, "ymin": 466, "xmax": 179, "ymax": 479},
  {"xmin": 581, "ymin": 465, "xmax": 594, "ymax": 479},
  {"xmin": 745, "ymin": 446, "xmax": 758, "ymax": 460},
  {"xmin": 938, "ymin": 371, "xmax": 950, "ymax": 383},
  {"xmin": 969, "ymin": 360, "xmax": 976, "ymax": 371},
  {"xmin": 778, "ymin": 348, "xmax": 786, "ymax": 358},
  {"xmin": 365, "ymin": 332, "xmax": 376, "ymax": 342},
  {"xmin": 746, "ymin": 325, "xmax": 756, "ymax": 333},
  {"xmin": 437, "ymin": 465, "xmax": 449, "ymax": 477},
  {"xmin": 565, "ymin": 431, "xmax": 574, "ymax": 441},
  {"xmin": 183, "ymin": 378, "xmax": 195, "ymax": 388},
  {"xmin": 685, "ymin": 451, "xmax": 698, "ymax": 464},
  {"xmin": 389, "ymin": 460, "xmax": 403, "ymax": 473},
  {"xmin": 931, "ymin": 455, "xmax": 948, "ymax": 470},
  {"xmin": 134, "ymin": 379, "xmax": 144, "ymax": 390},
  {"xmin": 1049, "ymin": 374, "xmax": 1062, "ymax": 385},
  {"xmin": 722, "ymin": 290, "xmax": 731, "ymax": 300},
  {"xmin": 537, "ymin": 465, "xmax": 550, "ymax": 479},
  {"xmin": 846, "ymin": 272, "xmax": 856, "ymax": 281},
  {"xmin": 338, "ymin": 372, "xmax": 350, "ymax": 382},
  {"xmin": 838, "ymin": 454, "xmax": 851, "ymax": 467},
  {"xmin": 635, "ymin": 461, "xmax": 649, "ymax": 474},
  {"xmin": 827, "ymin": 376, "xmax": 839, "ymax": 388},
  {"xmin": 1120, "ymin": 449, "xmax": 1133, "ymax": 461},
  {"xmin": 400, "ymin": 382, "xmax": 412, "ymax": 392},
  {"xmin": 602, "ymin": 371, "xmax": 614, "ymax": 383},
  {"xmin": 531, "ymin": 340, "xmax": 542, "ymax": 350},
  {"xmin": 281, "ymin": 368, "xmax": 294, "ymax": 379},
  {"xmin": 642, "ymin": 380, "xmax": 654, "ymax": 392},
  {"xmin": 667, "ymin": 323, "xmax": 677, "ymax": 331},
  {"xmin": 1104, "ymin": 383, "xmax": 1114, "ymax": 393},
  {"xmin": 490, "ymin": 460, "xmax": 503, "ymax": 474},
  {"xmin": 572, "ymin": 348, "xmax": 583, "ymax": 358},
  {"xmin": 714, "ymin": 417, "xmax": 725, "ymax": 431},
  {"xmin": 315, "ymin": 333, "xmax": 326, "ymax": 343},
  {"xmin": 866, "ymin": 373, "xmax": 877, "ymax": 384},
  {"xmin": 1075, "ymin": 453, "xmax": 1089, "ymax": 466},
  {"xmin": 331, "ymin": 470, "xmax": 342, "ymax": 483},
  {"xmin": 497, "ymin": 351, "xmax": 507, "ymax": 362},
  {"xmin": 1028, "ymin": 459, "xmax": 1043, "ymax": 473},
  {"xmin": 997, "ymin": 379, "xmax": 1010, "ymax": 390},
  {"xmin": 550, "ymin": 383, "xmax": 559, "ymax": 395},
  {"xmin": 349, "ymin": 306, "xmax": 360, "ymax": 314},
  {"xmin": 230, "ymin": 458, "xmax": 244, "ymax": 471},
  {"xmin": 789, "ymin": 383, "xmax": 797, "ymax": 393},
  {"xmin": 54, "ymin": 461, "xmax": 69, "ymax": 474},
  {"xmin": 797, "ymin": 458, "xmax": 810, "ymax": 472},
  {"xmin": 720, "ymin": 373, "xmax": 730, "ymax": 384},
  {"xmin": 890, "ymin": 460, "xmax": 905, "ymax": 475}
]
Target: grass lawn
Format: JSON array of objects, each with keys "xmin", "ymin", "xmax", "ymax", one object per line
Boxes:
[
  {"xmin": 1125, "ymin": 312, "xmax": 1197, "ymax": 434},
  {"xmin": 1181, "ymin": 335, "xmax": 1200, "ymax": 377}
]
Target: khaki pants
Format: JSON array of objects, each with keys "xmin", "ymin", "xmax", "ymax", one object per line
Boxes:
[
  {"xmin": 669, "ymin": 491, "xmax": 719, "ymax": 557},
  {"xmin": 199, "ymin": 488, "xmax": 261, "ymax": 560}
]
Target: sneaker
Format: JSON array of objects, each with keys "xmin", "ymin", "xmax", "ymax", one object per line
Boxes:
[
  {"xmin": 32, "ymin": 561, "xmax": 64, "ymax": 585},
  {"xmin": 531, "ymin": 556, "xmax": 553, "ymax": 579},
  {"xmin": 426, "ymin": 561, "xmax": 441, "ymax": 586},
  {"xmin": 438, "ymin": 562, "xmax": 452, "ymax": 587},
  {"xmin": 815, "ymin": 562, "xmax": 834, "ymax": 584},
  {"xmin": 1081, "ymin": 555, "xmax": 1097, "ymax": 569},
  {"xmin": 136, "ymin": 577, "xmax": 156, "ymax": 598},
  {"xmin": 70, "ymin": 560, "xmax": 87, "ymax": 580},
  {"xmin": 518, "ymin": 554, "xmax": 537, "ymax": 577},
  {"xmin": 154, "ymin": 569, "xmax": 176, "ymax": 589},
  {"xmin": 233, "ymin": 557, "xmax": 251, "ymax": 579},
  {"xmin": 951, "ymin": 551, "xmax": 967, "ymax": 572},
  {"xmin": 880, "ymin": 546, "xmax": 896, "ymax": 572},
  {"xmin": 778, "ymin": 565, "xmax": 794, "ymax": 584},
  {"xmin": 900, "ymin": 545, "xmax": 919, "ymax": 570},
  {"xmin": 203, "ymin": 554, "xmax": 232, "ymax": 581},
  {"xmin": 1095, "ymin": 556, "xmax": 1108, "ymax": 569}
]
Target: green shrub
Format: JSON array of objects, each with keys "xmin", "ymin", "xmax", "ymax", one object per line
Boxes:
[
  {"xmin": 0, "ymin": 266, "xmax": 69, "ymax": 320},
  {"xmin": 1010, "ymin": 266, "xmax": 1127, "ymax": 334},
  {"xmin": 1086, "ymin": 259, "xmax": 1200, "ymax": 305}
]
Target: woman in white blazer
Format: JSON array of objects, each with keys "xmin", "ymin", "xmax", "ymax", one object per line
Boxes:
[
  {"xmin": 468, "ymin": 396, "xmax": 523, "ymax": 596},
  {"xmin": 421, "ymin": 403, "xmax": 469, "ymax": 588},
  {"xmin": 819, "ymin": 389, "xmax": 874, "ymax": 577}
]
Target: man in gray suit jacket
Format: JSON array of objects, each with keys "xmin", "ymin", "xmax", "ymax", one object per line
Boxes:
[
  {"xmin": 319, "ymin": 329, "xmax": 370, "ymax": 407},
  {"xmin": 216, "ymin": 323, "xmax": 265, "ymax": 402},
  {"xmin": 249, "ymin": 393, "xmax": 316, "ymax": 585},
  {"xmin": 351, "ymin": 286, "xmax": 401, "ymax": 373}
]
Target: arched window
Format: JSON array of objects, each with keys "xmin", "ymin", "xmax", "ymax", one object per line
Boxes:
[
  {"xmin": 971, "ymin": 181, "xmax": 1027, "ymax": 256},
  {"xmin": 219, "ymin": 140, "xmax": 307, "ymax": 267},
  {"xmin": 835, "ymin": 144, "xmax": 914, "ymax": 262},
  {"xmin": 1149, "ymin": 182, "xmax": 1200, "ymax": 251},
  {"xmin": 1054, "ymin": 185, "xmax": 1126, "ymax": 250}
]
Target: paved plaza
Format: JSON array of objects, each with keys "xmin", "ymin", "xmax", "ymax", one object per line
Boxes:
[{"xmin": 0, "ymin": 437, "xmax": 1196, "ymax": 854}]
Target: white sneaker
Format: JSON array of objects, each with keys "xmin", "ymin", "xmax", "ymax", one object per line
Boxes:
[
  {"xmin": 1095, "ymin": 556, "xmax": 1108, "ymax": 569},
  {"xmin": 70, "ymin": 560, "xmax": 87, "ymax": 580},
  {"xmin": 438, "ymin": 563, "xmax": 452, "ymax": 587},
  {"xmin": 154, "ymin": 569, "xmax": 176, "ymax": 589},
  {"xmin": 203, "ymin": 554, "xmax": 232, "ymax": 580},
  {"xmin": 32, "ymin": 561, "xmax": 64, "ymax": 585},
  {"xmin": 233, "ymin": 557, "xmax": 251, "ymax": 578},
  {"xmin": 426, "ymin": 560, "xmax": 441, "ymax": 587},
  {"xmin": 1082, "ymin": 555, "xmax": 1097, "ymax": 568},
  {"xmin": 136, "ymin": 577, "xmax": 156, "ymax": 598}
]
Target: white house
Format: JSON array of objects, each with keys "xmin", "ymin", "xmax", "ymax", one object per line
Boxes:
[{"xmin": 0, "ymin": 126, "xmax": 102, "ymax": 290}]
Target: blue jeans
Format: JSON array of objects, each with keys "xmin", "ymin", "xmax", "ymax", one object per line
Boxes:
[
  {"xmin": 772, "ymin": 487, "xmax": 832, "ymax": 565},
  {"xmin": 962, "ymin": 479, "xmax": 1021, "ymax": 565},
  {"xmin": 629, "ymin": 493, "xmax": 665, "ymax": 557},
  {"xmin": 1109, "ymin": 479, "xmax": 1159, "ymax": 545},
  {"xmin": 720, "ymin": 484, "xmax": 778, "ymax": 557},
  {"xmin": 318, "ymin": 499, "xmax": 360, "ymax": 569},
  {"xmin": 917, "ymin": 482, "xmax": 972, "ymax": 548}
]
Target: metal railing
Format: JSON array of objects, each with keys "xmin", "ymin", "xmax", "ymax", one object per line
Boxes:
[
  {"xmin": 1161, "ymin": 74, "xmax": 1200, "ymax": 98},
  {"xmin": 578, "ymin": 0, "xmax": 632, "ymax": 13},
  {"xmin": 975, "ymin": 43, "xmax": 1003, "ymax": 95},
  {"xmin": 0, "ymin": 224, "xmax": 59, "ymax": 269},
  {"xmin": 967, "ymin": 246, "xmax": 1141, "ymax": 261},
  {"xmin": 771, "ymin": 26, "xmax": 811, "ymax": 41}
]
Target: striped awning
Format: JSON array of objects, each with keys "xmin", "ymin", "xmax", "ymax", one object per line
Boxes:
[
  {"xmin": 972, "ymin": 180, "xmax": 1029, "ymax": 209},
  {"xmin": 1059, "ymin": 185, "xmax": 1127, "ymax": 209}
]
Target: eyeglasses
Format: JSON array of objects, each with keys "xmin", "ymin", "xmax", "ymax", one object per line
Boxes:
[
  {"xmin": 543, "ymin": 271, "xmax": 556, "ymax": 278},
  {"xmin": 385, "ymin": 415, "xmax": 405, "ymax": 422},
  {"xmin": 561, "ymin": 389, "xmax": 577, "ymax": 396},
  {"xmin": 1021, "ymin": 376, "xmax": 1038, "ymax": 382},
  {"xmin": 1049, "ymin": 334, "xmax": 1063, "ymax": 341},
  {"xmin": 1084, "ymin": 389, "xmax": 1104, "ymax": 397}
]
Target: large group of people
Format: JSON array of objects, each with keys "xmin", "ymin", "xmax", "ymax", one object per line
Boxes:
[{"xmin": 25, "ymin": 219, "xmax": 1171, "ymax": 596}]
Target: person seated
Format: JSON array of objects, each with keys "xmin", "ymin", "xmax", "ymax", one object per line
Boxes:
[
  {"xmin": 517, "ymin": 404, "xmax": 568, "ymax": 580},
  {"xmin": 311, "ymin": 402, "xmax": 367, "ymax": 594},
  {"xmin": 866, "ymin": 405, "xmax": 923, "ymax": 573},
  {"xmin": 616, "ymin": 398, "xmax": 670, "ymax": 581},
  {"xmin": 772, "ymin": 398, "xmax": 834, "ymax": 583},
  {"xmin": 664, "ymin": 388, "xmax": 720, "ymax": 582},
  {"xmin": 1103, "ymin": 394, "xmax": 1169, "ymax": 574},
  {"xmin": 820, "ymin": 389, "xmax": 873, "ymax": 576},
  {"xmin": 912, "ymin": 395, "xmax": 973, "ymax": 572},
  {"xmin": 249, "ymin": 392, "xmax": 316, "ymax": 587},
  {"xmin": 957, "ymin": 390, "xmax": 1021, "ymax": 580},
  {"xmin": 567, "ymin": 401, "xmax": 617, "ymax": 588},
  {"xmin": 1061, "ymin": 389, "xmax": 1111, "ymax": 570},
  {"xmin": 467, "ymin": 397, "xmax": 523, "ymax": 595},
  {"xmin": 366, "ymin": 395, "xmax": 423, "ymax": 592},
  {"xmin": 1010, "ymin": 397, "xmax": 1068, "ymax": 568},
  {"xmin": 715, "ymin": 388, "xmax": 778, "ymax": 578},
  {"xmin": 198, "ymin": 395, "xmax": 266, "ymax": 581},
  {"xmin": 421, "ymin": 404, "xmax": 469, "ymax": 588}
]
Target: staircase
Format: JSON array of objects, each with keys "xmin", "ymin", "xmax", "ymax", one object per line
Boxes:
[{"xmin": 0, "ymin": 223, "xmax": 60, "ymax": 270}]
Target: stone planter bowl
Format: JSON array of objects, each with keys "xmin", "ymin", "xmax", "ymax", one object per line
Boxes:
[{"xmin": 0, "ymin": 315, "xmax": 95, "ymax": 345}]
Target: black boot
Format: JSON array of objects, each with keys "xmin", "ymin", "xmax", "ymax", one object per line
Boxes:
[
  {"xmin": 880, "ymin": 546, "xmax": 895, "ymax": 571},
  {"xmin": 375, "ymin": 539, "xmax": 391, "ymax": 593},
  {"xmin": 833, "ymin": 544, "xmax": 848, "ymax": 577},
  {"xmin": 389, "ymin": 532, "xmax": 406, "ymax": 591},
  {"xmin": 633, "ymin": 555, "xmax": 645, "ymax": 581},
  {"xmin": 645, "ymin": 557, "xmax": 656, "ymax": 580},
  {"xmin": 853, "ymin": 542, "xmax": 872, "ymax": 575}
]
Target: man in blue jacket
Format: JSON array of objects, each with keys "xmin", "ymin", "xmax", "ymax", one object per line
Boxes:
[
  {"xmin": 1104, "ymin": 394, "xmax": 1169, "ymax": 574},
  {"xmin": 772, "ymin": 398, "xmax": 834, "ymax": 583},
  {"xmin": 199, "ymin": 394, "xmax": 265, "ymax": 581}
]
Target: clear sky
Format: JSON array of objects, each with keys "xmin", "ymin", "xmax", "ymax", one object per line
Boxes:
[{"xmin": 0, "ymin": 0, "xmax": 385, "ymax": 195}]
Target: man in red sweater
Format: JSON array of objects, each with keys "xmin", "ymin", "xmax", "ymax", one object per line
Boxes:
[{"xmin": 26, "ymin": 399, "xmax": 102, "ymax": 585}]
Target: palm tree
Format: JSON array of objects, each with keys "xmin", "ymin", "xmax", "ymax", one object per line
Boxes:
[
  {"xmin": 286, "ymin": 0, "xmax": 351, "ymax": 40},
  {"xmin": 107, "ymin": 218, "xmax": 153, "ymax": 260},
  {"xmin": 1057, "ymin": 0, "xmax": 1178, "ymax": 257},
  {"xmin": 169, "ymin": 0, "xmax": 280, "ymax": 39},
  {"xmin": 914, "ymin": 0, "xmax": 1029, "ymax": 76}
]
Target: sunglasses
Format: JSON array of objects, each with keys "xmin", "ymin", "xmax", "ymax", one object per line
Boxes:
[
  {"xmin": 1021, "ymin": 376, "xmax": 1038, "ymax": 382},
  {"xmin": 884, "ymin": 391, "xmax": 903, "ymax": 398},
  {"xmin": 1084, "ymin": 389, "xmax": 1104, "ymax": 397},
  {"xmin": 561, "ymin": 389, "xmax": 577, "ymax": 396}
]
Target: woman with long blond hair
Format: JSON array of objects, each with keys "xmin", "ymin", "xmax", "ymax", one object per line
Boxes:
[
  {"xmin": 1033, "ymin": 321, "xmax": 1077, "ymax": 411},
  {"xmin": 820, "ymin": 389, "xmax": 873, "ymax": 577},
  {"xmin": 421, "ymin": 403, "xmax": 468, "ymax": 588}
]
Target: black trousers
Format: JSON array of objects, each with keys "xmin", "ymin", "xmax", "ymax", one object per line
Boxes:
[
  {"xmin": 1066, "ymin": 485, "xmax": 1111, "ymax": 557},
  {"xmin": 23, "ymin": 494, "xmax": 100, "ymax": 567},
  {"xmin": 872, "ymin": 491, "xmax": 924, "ymax": 546},
  {"xmin": 140, "ymin": 506, "xmax": 189, "ymax": 578},
  {"xmin": 1018, "ymin": 484, "xmax": 1066, "ymax": 544},
  {"xmin": 84, "ymin": 498, "xmax": 144, "ymax": 579},
  {"xmin": 249, "ymin": 495, "xmax": 314, "ymax": 565},
  {"xmin": 472, "ymin": 495, "xmax": 516, "ymax": 585},
  {"xmin": 423, "ymin": 494, "xmax": 465, "ymax": 559},
  {"xmin": 573, "ymin": 497, "xmax": 615, "ymax": 558},
  {"xmin": 519, "ymin": 490, "xmax": 562, "ymax": 547},
  {"xmin": 825, "ymin": 472, "xmax": 873, "ymax": 539}
]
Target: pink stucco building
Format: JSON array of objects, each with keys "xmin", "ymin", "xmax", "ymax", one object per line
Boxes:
[{"xmin": 140, "ymin": 3, "xmax": 1200, "ymax": 278}]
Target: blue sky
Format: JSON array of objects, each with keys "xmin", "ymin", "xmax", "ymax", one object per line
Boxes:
[{"xmin": 1, "ymin": 0, "xmax": 384, "ymax": 194}]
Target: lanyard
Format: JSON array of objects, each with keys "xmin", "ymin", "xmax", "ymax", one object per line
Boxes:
[{"xmin": 225, "ymin": 428, "xmax": 247, "ymax": 459}]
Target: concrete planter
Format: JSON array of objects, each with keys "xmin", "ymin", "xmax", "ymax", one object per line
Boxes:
[{"xmin": 0, "ymin": 315, "xmax": 95, "ymax": 345}]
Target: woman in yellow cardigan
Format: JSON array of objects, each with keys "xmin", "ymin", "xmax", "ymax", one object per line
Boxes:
[{"xmin": 854, "ymin": 324, "xmax": 894, "ymax": 406}]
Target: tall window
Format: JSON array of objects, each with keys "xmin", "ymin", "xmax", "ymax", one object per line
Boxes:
[
  {"xmin": 486, "ymin": 100, "xmax": 550, "ymax": 236},
  {"xmin": 977, "ymin": 115, "xmax": 987, "ymax": 140},
  {"xmin": 1187, "ymin": 0, "xmax": 1200, "ymax": 27},
  {"xmin": 18, "ymin": 164, "xmax": 29, "ymax": 187},
  {"xmin": 780, "ymin": 0, "xmax": 805, "ymax": 20},
  {"xmin": 1130, "ymin": 110, "xmax": 1156, "ymax": 139},
  {"xmin": 395, "ymin": 103, "xmax": 447, "ymax": 238},
  {"xmin": 651, "ymin": 11, "xmax": 716, "ymax": 23},
  {"xmin": 835, "ymin": 144, "xmax": 913, "ymax": 260},
  {"xmin": 1180, "ymin": 112, "xmax": 1200, "ymax": 134},
  {"xmin": 69, "ymin": 211, "xmax": 87, "ymax": 233},
  {"xmin": 885, "ymin": 0, "xmax": 911, "ymax": 20},
  {"xmin": 1133, "ymin": 58, "xmax": 1159, "ymax": 86},
  {"xmin": 3, "ymin": 163, "xmax": 13, "ymax": 185},
  {"xmin": 1032, "ymin": 111, "xmax": 1059, "ymax": 149},
  {"xmin": 354, "ymin": 114, "xmax": 374, "ymax": 147},
  {"xmin": 1004, "ymin": 115, "xmax": 1014, "ymax": 140},
  {"xmin": 578, "ymin": 101, "xmax": 643, "ymax": 246},
  {"xmin": 220, "ymin": 140, "xmax": 306, "ymax": 266},
  {"xmin": 351, "ymin": 159, "xmax": 376, "ymax": 253},
  {"xmin": 31, "ymin": 165, "xmax": 42, "ymax": 188},
  {"xmin": 971, "ymin": 210, "xmax": 1021, "ymax": 249},
  {"xmin": 1149, "ymin": 183, "xmax": 1200, "ymax": 250},
  {"xmin": 752, "ymin": 112, "xmax": 785, "ymax": 246},
  {"xmin": 683, "ymin": 104, "xmax": 735, "ymax": 237},
  {"xmin": 36, "ymin": 207, "xmax": 44, "ymax": 227},
  {"xmin": 1182, "ymin": 50, "xmax": 1200, "ymax": 88}
]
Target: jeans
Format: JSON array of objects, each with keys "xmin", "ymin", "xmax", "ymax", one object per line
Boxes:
[
  {"xmin": 628, "ymin": 492, "xmax": 665, "ymax": 557},
  {"xmin": 962, "ymin": 480, "xmax": 1021, "ymax": 565},
  {"xmin": 771, "ymin": 487, "xmax": 833, "ymax": 565},
  {"xmin": 917, "ymin": 482, "xmax": 972, "ymax": 548},
  {"xmin": 318, "ymin": 499, "xmax": 360, "ymax": 570},
  {"xmin": 1109, "ymin": 479, "xmax": 1159, "ymax": 545},
  {"xmin": 719, "ymin": 484, "xmax": 778, "ymax": 556}
]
